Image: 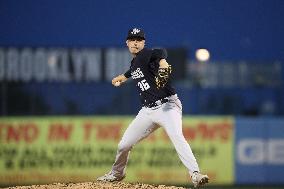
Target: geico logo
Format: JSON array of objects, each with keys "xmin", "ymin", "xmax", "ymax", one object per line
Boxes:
[{"xmin": 237, "ymin": 139, "xmax": 284, "ymax": 165}]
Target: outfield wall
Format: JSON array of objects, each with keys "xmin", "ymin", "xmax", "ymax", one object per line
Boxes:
[{"xmin": 0, "ymin": 116, "xmax": 283, "ymax": 186}]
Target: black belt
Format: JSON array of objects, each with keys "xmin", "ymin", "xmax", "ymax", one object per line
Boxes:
[{"xmin": 144, "ymin": 98, "xmax": 169, "ymax": 108}]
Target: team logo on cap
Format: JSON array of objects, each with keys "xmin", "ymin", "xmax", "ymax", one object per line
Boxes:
[{"xmin": 131, "ymin": 28, "xmax": 140, "ymax": 34}]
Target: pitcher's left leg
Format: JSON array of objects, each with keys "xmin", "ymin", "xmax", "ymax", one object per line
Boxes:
[
  {"xmin": 155, "ymin": 101, "xmax": 209, "ymax": 187},
  {"xmin": 155, "ymin": 101, "xmax": 199, "ymax": 175}
]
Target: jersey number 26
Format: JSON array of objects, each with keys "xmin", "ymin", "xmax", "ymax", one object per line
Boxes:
[{"xmin": 138, "ymin": 79, "xmax": 150, "ymax": 91}]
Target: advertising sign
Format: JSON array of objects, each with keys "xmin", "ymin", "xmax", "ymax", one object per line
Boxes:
[
  {"xmin": 235, "ymin": 118, "xmax": 284, "ymax": 184},
  {"xmin": 0, "ymin": 116, "xmax": 234, "ymax": 185}
]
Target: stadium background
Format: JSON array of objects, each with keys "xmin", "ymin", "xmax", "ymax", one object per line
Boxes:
[{"xmin": 0, "ymin": 0, "xmax": 284, "ymax": 188}]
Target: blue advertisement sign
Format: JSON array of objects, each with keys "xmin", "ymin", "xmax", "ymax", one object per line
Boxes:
[{"xmin": 235, "ymin": 118, "xmax": 284, "ymax": 184}]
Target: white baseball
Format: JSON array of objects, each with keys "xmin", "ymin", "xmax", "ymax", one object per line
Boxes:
[{"xmin": 114, "ymin": 81, "xmax": 121, "ymax": 86}]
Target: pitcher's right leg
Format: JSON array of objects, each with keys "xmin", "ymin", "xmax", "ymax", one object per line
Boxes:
[{"xmin": 98, "ymin": 108, "xmax": 158, "ymax": 181}]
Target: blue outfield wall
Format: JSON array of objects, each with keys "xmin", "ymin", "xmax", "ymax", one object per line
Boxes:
[{"xmin": 234, "ymin": 118, "xmax": 284, "ymax": 184}]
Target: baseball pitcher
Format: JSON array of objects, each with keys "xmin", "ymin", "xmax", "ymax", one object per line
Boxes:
[{"xmin": 97, "ymin": 28, "xmax": 209, "ymax": 188}]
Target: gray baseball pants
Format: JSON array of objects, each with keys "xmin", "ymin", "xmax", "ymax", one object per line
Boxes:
[{"xmin": 111, "ymin": 94, "xmax": 200, "ymax": 177}]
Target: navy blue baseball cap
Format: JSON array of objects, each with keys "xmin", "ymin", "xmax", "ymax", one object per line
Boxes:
[{"xmin": 126, "ymin": 28, "xmax": 146, "ymax": 40}]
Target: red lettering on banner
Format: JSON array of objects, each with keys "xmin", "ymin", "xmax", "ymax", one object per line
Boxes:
[
  {"xmin": 96, "ymin": 124, "xmax": 122, "ymax": 141},
  {"xmin": 6, "ymin": 125, "xmax": 20, "ymax": 142},
  {"xmin": 82, "ymin": 122, "xmax": 123, "ymax": 142},
  {"xmin": 22, "ymin": 124, "xmax": 39, "ymax": 143},
  {"xmin": 182, "ymin": 121, "xmax": 233, "ymax": 142},
  {"xmin": 82, "ymin": 121, "xmax": 94, "ymax": 142},
  {"xmin": 219, "ymin": 122, "xmax": 232, "ymax": 141},
  {"xmin": 198, "ymin": 122, "xmax": 216, "ymax": 140},
  {"xmin": 48, "ymin": 123, "xmax": 73, "ymax": 141},
  {"xmin": 183, "ymin": 126, "xmax": 197, "ymax": 141},
  {"xmin": 0, "ymin": 123, "xmax": 39, "ymax": 143}
]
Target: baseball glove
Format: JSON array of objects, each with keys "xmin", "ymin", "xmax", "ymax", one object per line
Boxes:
[{"xmin": 155, "ymin": 65, "xmax": 172, "ymax": 89}]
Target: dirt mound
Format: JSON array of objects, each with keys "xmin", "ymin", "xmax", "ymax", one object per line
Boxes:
[{"xmin": 3, "ymin": 181, "xmax": 189, "ymax": 189}]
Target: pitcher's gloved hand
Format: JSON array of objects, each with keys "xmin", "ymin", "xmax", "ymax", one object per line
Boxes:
[{"xmin": 155, "ymin": 65, "xmax": 172, "ymax": 89}]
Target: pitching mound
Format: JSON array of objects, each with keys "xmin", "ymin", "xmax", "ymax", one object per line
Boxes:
[{"xmin": 3, "ymin": 181, "xmax": 189, "ymax": 189}]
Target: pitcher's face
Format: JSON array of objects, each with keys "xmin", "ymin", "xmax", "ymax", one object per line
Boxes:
[{"xmin": 126, "ymin": 38, "xmax": 145, "ymax": 55}]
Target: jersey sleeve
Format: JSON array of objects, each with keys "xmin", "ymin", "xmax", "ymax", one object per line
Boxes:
[
  {"xmin": 124, "ymin": 69, "xmax": 131, "ymax": 78},
  {"xmin": 151, "ymin": 48, "xmax": 168, "ymax": 61}
]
